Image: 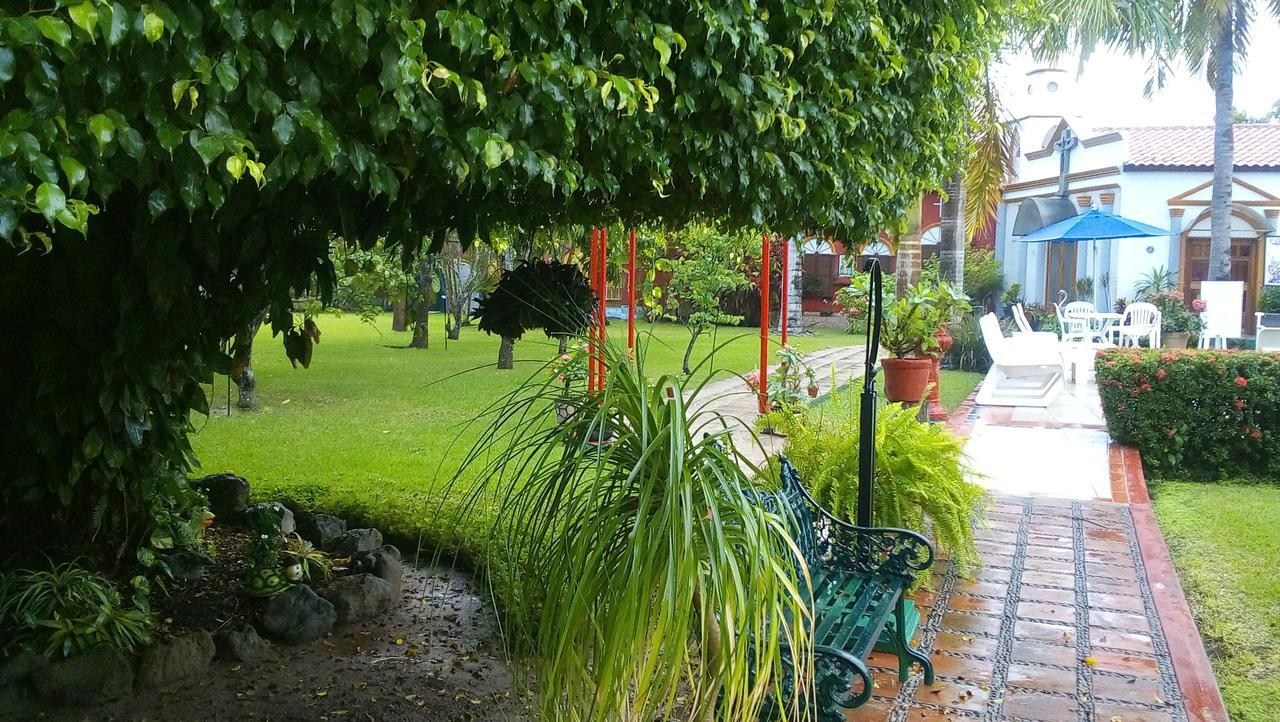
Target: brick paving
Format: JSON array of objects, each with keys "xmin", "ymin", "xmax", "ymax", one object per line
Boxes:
[{"xmin": 850, "ymin": 496, "xmax": 1193, "ymax": 722}]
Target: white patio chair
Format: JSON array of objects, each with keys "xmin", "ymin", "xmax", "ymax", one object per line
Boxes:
[
  {"xmin": 1062, "ymin": 301, "xmax": 1109, "ymax": 345},
  {"xmin": 1054, "ymin": 303, "xmax": 1091, "ymax": 345},
  {"xmin": 1116, "ymin": 302, "xmax": 1161, "ymax": 348},
  {"xmin": 1256, "ymin": 313, "xmax": 1280, "ymax": 352},
  {"xmin": 975, "ymin": 313, "xmax": 1064, "ymax": 407}
]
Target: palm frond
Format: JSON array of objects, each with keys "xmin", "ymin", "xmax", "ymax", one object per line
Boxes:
[{"xmin": 963, "ymin": 77, "xmax": 1014, "ymax": 234}]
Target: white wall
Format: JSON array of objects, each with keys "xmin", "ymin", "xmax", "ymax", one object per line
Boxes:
[{"xmin": 994, "ymin": 118, "xmax": 1280, "ymax": 308}]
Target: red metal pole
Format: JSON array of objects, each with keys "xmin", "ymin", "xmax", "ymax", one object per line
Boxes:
[
  {"xmin": 627, "ymin": 227, "xmax": 636, "ymax": 352},
  {"xmin": 588, "ymin": 227, "xmax": 598, "ymax": 394},
  {"xmin": 759, "ymin": 231, "xmax": 771, "ymax": 415},
  {"xmin": 598, "ymin": 227, "xmax": 608, "ymax": 390},
  {"xmin": 779, "ymin": 234, "xmax": 789, "ymax": 347}
]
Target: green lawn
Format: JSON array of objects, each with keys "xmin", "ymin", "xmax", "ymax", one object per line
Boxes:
[
  {"xmin": 1152, "ymin": 480, "xmax": 1280, "ymax": 721},
  {"xmin": 192, "ymin": 313, "xmax": 856, "ymax": 561}
]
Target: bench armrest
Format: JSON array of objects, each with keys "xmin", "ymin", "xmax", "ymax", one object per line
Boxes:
[{"xmin": 816, "ymin": 516, "xmax": 935, "ymax": 581}]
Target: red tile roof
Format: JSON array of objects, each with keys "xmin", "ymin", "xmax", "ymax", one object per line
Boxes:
[{"xmin": 1105, "ymin": 124, "xmax": 1280, "ymax": 169}]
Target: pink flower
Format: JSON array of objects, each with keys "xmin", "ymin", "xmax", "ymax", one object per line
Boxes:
[
  {"xmin": 1156, "ymin": 368, "xmax": 1167, "ymax": 380},
  {"xmin": 1191, "ymin": 299, "xmax": 1206, "ymax": 312},
  {"xmin": 1236, "ymin": 376, "xmax": 1248, "ymax": 387}
]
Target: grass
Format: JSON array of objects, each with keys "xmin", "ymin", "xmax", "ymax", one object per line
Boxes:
[
  {"xmin": 811, "ymin": 368, "xmax": 984, "ymax": 417},
  {"xmin": 192, "ymin": 313, "xmax": 856, "ymax": 562},
  {"xmin": 1151, "ymin": 479, "xmax": 1280, "ymax": 721}
]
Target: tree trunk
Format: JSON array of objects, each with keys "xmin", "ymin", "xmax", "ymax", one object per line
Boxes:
[
  {"xmin": 229, "ymin": 309, "xmax": 267, "ymax": 409},
  {"xmin": 496, "ymin": 248, "xmax": 517, "ymax": 368},
  {"xmin": 443, "ymin": 231, "xmax": 465, "ymax": 340},
  {"xmin": 895, "ymin": 198, "xmax": 924, "ymax": 296},
  {"xmin": 497, "ymin": 336, "xmax": 515, "ymax": 369},
  {"xmin": 410, "ymin": 260, "xmax": 434, "ymax": 349},
  {"xmin": 682, "ymin": 327, "xmax": 702, "ymax": 375},
  {"xmin": 391, "ymin": 294, "xmax": 407, "ymax": 332},
  {"xmin": 939, "ymin": 172, "xmax": 967, "ymax": 286},
  {"xmin": 1209, "ymin": 8, "xmax": 1236, "ymax": 282}
]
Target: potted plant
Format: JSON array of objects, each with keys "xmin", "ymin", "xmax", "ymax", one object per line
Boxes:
[
  {"xmin": 1150, "ymin": 290, "xmax": 1204, "ymax": 348},
  {"xmin": 766, "ymin": 344, "xmax": 817, "ymax": 410},
  {"xmin": 921, "ymin": 278, "xmax": 970, "ymax": 418},
  {"xmin": 837, "ymin": 275, "xmax": 941, "ymax": 403}
]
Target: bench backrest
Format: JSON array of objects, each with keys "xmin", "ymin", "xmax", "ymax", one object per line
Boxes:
[{"xmin": 773, "ymin": 457, "xmax": 819, "ymax": 567}]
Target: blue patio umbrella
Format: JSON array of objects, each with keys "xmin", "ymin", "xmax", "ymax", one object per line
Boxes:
[
  {"xmin": 1015, "ymin": 209, "xmax": 1167, "ymax": 303},
  {"xmin": 1015, "ymin": 209, "xmax": 1167, "ymax": 243}
]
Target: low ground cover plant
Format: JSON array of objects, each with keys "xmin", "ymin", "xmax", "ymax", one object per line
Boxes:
[{"xmin": 1096, "ymin": 348, "xmax": 1280, "ymax": 479}]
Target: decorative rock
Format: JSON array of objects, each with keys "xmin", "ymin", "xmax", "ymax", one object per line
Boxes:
[
  {"xmin": 260, "ymin": 584, "xmax": 336, "ymax": 644},
  {"xmin": 321, "ymin": 573, "xmax": 396, "ymax": 624},
  {"xmin": 190, "ymin": 473, "xmax": 251, "ymax": 519},
  {"xmin": 214, "ymin": 625, "xmax": 276, "ymax": 664},
  {"xmin": 327, "ymin": 528, "xmax": 383, "ymax": 557},
  {"xmin": 158, "ymin": 547, "xmax": 215, "ymax": 583},
  {"xmin": 0, "ymin": 650, "xmax": 47, "ymax": 686},
  {"xmin": 354, "ymin": 545, "xmax": 403, "ymax": 597},
  {"xmin": 297, "ymin": 513, "xmax": 347, "ymax": 549},
  {"xmin": 243, "ymin": 501, "xmax": 296, "ymax": 535},
  {"xmin": 31, "ymin": 647, "xmax": 134, "ymax": 707},
  {"xmin": 136, "ymin": 632, "xmax": 215, "ymax": 689}
]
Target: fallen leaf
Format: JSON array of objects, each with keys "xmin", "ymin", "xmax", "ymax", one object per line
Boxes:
[
  {"xmin": 315, "ymin": 690, "xmax": 328, "ymax": 697},
  {"xmin": 1083, "ymin": 656, "xmax": 1097, "ymax": 668}
]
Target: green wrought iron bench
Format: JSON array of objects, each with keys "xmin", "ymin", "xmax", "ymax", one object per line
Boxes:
[{"xmin": 759, "ymin": 455, "xmax": 936, "ymax": 720}]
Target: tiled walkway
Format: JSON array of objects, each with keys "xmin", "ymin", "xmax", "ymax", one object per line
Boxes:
[{"xmin": 854, "ymin": 496, "xmax": 1194, "ymax": 722}]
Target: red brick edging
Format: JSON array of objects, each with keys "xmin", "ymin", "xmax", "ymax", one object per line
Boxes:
[{"xmin": 1112, "ymin": 446, "xmax": 1231, "ymax": 722}]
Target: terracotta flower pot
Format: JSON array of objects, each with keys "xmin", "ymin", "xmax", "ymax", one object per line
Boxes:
[
  {"xmin": 1162, "ymin": 331, "xmax": 1190, "ymax": 349},
  {"xmin": 881, "ymin": 357, "xmax": 934, "ymax": 403}
]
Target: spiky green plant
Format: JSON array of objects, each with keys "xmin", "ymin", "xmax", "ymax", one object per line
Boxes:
[
  {"xmin": 0, "ymin": 561, "xmax": 153, "ymax": 657},
  {"xmin": 450, "ymin": 337, "xmax": 813, "ymax": 721}
]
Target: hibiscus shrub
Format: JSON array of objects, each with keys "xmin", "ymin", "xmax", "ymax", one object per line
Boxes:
[{"xmin": 1096, "ymin": 348, "xmax": 1280, "ymax": 479}]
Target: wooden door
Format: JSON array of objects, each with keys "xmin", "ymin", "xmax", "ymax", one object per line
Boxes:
[
  {"xmin": 1044, "ymin": 241, "xmax": 1077, "ymax": 304},
  {"xmin": 1182, "ymin": 235, "xmax": 1260, "ymax": 333}
]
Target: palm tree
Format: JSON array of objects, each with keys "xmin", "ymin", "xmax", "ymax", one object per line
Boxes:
[
  {"xmin": 1180, "ymin": 0, "xmax": 1280, "ymax": 281},
  {"xmin": 929, "ymin": 1, "xmax": 1181, "ymax": 290}
]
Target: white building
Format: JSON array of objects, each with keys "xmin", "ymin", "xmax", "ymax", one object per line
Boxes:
[{"xmin": 994, "ymin": 69, "xmax": 1280, "ymax": 333}]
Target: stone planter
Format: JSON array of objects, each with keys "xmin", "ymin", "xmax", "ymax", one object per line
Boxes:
[
  {"xmin": 1162, "ymin": 331, "xmax": 1190, "ymax": 349},
  {"xmin": 881, "ymin": 357, "xmax": 933, "ymax": 404}
]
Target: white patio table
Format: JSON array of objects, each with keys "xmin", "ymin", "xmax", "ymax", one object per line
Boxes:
[{"xmin": 1080, "ymin": 311, "xmax": 1123, "ymax": 346}]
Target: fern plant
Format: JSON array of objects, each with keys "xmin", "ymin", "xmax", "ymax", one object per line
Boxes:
[
  {"xmin": 0, "ymin": 562, "xmax": 153, "ymax": 658},
  {"xmin": 773, "ymin": 388, "xmax": 985, "ymax": 575}
]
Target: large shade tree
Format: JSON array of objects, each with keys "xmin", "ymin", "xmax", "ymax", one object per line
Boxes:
[{"xmin": 0, "ymin": 1, "xmax": 1002, "ymax": 553}]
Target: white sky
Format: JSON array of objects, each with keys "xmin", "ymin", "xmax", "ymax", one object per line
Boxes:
[{"xmin": 997, "ymin": 18, "xmax": 1280, "ymax": 126}]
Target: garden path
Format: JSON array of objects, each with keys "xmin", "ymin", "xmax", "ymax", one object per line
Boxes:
[{"xmin": 689, "ymin": 343, "xmax": 869, "ymax": 466}]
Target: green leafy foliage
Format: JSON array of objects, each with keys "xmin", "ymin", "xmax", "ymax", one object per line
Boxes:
[
  {"xmin": 650, "ymin": 222, "xmax": 756, "ymax": 372},
  {"xmin": 0, "ymin": 562, "xmax": 153, "ymax": 658},
  {"xmin": 962, "ymin": 244, "xmax": 1003, "ymax": 307},
  {"xmin": 452, "ymin": 340, "xmax": 812, "ymax": 720},
  {"xmin": 282, "ymin": 534, "xmax": 333, "ymax": 583},
  {"xmin": 475, "ymin": 259, "xmax": 595, "ymax": 340},
  {"xmin": 836, "ymin": 273, "xmax": 968, "ymax": 358},
  {"xmin": 1097, "ymin": 348, "xmax": 1280, "ymax": 479},
  {"xmin": 772, "ymin": 389, "xmax": 985, "ymax": 576},
  {"xmin": 0, "ymin": 0, "xmax": 1006, "ymax": 584}
]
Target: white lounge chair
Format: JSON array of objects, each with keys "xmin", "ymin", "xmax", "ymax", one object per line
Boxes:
[
  {"xmin": 976, "ymin": 313, "xmax": 1064, "ymax": 407},
  {"xmin": 1116, "ymin": 302, "xmax": 1161, "ymax": 348}
]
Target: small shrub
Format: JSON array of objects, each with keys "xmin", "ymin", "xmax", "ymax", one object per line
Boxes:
[
  {"xmin": 964, "ymin": 244, "xmax": 1004, "ymax": 308},
  {"xmin": 0, "ymin": 562, "xmax": 153, "ymax": 658},
  {"xmin": 1261, "ymin": 286, "xmax": 1280, "ymax": 314},
  {"xmin": 948, "ymin": 314, "xmax": 992, "ymax": 372},
  {"xmin": 1096, "ymin": 348, "xmax": 1280, "ymax": 479},
  {"xmin": 772, "ymin": 389, "xmax": 986, "ymax": 574}
]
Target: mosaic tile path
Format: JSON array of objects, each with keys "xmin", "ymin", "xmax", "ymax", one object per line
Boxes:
[{"xmin": 849, "ymin": 496, "xmax": 1192, "ymax": 722}]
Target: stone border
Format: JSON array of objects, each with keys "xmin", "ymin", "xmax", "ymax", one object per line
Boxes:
[{"xmin": 1119, "ymin": 447, "xmax": 1232, "ymax": 722}]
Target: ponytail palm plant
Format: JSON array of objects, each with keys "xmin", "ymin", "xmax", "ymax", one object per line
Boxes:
[{"xmin": 453, "ymin": 339, "xmax": 813, "ymax": 721}]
